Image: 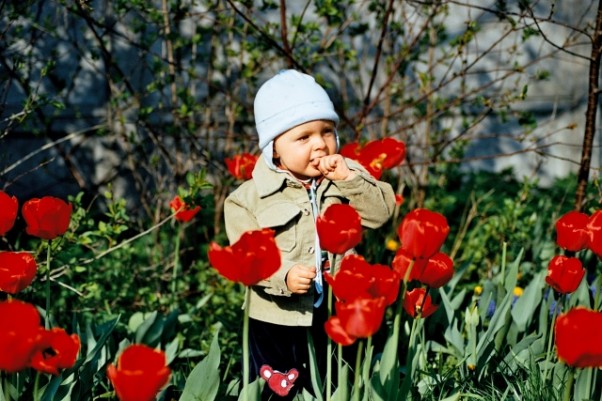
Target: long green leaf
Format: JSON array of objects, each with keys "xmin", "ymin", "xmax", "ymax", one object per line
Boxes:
[
  {"xmin": 306, "ymin": 330, "xmax": 324, "ymax": 401},
  {"xmin": 179, "ymin": 327, "xmax": 221, "ymax": 401},
  {"xmin": 332, "ymin": 364, "xmax": 349, "ymax": 401},
  {"xmin": 511, "ymin": 270, "xmax": 545, "ymax": 332}
]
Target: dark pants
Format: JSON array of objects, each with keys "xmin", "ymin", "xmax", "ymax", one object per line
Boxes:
[{"xmin": 248, "ymin": 304, "xmax": 329, "ymax": 400}]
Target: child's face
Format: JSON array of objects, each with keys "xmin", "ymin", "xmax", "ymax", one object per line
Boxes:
[{"xmin": 273, "ymin": 119, "xmax": 337, "ymax": 180}]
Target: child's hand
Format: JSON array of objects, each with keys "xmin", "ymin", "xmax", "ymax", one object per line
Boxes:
[
  {"xmin": 311, "ymin": 154, "xmax": 356, "ymax": 181},
  {"xmin": 286, "ymin": 264, "xmax": 317, "ymax": 294}
]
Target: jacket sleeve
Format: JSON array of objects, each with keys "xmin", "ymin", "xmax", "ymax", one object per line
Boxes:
[
  {"xmin": 224, "ymin": 191, "xmax": 260, "ymax": 244},
  {"xmin": 332, "ymin": 160, "xmax": 396, "ymax": 229},
  {"xmin": 224, "ymin": 191, "xmax": 294, "ymax": 297}
]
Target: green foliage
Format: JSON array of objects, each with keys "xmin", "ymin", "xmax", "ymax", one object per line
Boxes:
[{"xmin": 2, "ymin": 162, "xmax": 602, "ymax": 401}]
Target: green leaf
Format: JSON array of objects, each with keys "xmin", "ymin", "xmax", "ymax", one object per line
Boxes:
[
  {"xmin": 501, "ymin": 333, "xmax": 541, "ymax": 370},
  {"xmin": 237, "ymin": 378, "xmax": 261, "ymax": 401},
  {"xmin": 476, "ymin": 291, "xmax": 513, "ymax": 370},
  {"xmin": 511, "ymin": 270, "xmax": 544, "ymax": 331},
  {"xmin": 179, "ymin": 327, "xmax": 221, "ymax": 401},
  {"xmin": 128, "ymin": 311, "xmax": 145, "ymax": 332},
  {"xmin": 374, "ymin": 323, "xmax": 400, "ymax": 398},
  {"xmin": 165, "ymin": 337, "xmax": 180, "ymax": 365},
  {"xmin": 332, "ymin": 364, "xmax": 349, "ymax": 401},
  {"xmin": 134, "ymin": 311, "xmax": 165, "ymax": 347},
  {"xmin": 39, "ymin": 374, "xmax": 64, "ymax": 401},
  {"xmin": 439, "ymin": 287, "xmax": 466, "ymax": 323},
  {"xmin": 465, "ymin": 305, "xmax": 479, "ymax": 369},
  {"xmin": 503, "ymin": 248, "xmax": 523, "ymax": 295},
  {"xmin": 440, "ymin": 288, "xmax": 465, "ymax": 355},
  {"xmin": 70, "ymin": 318, "xmax": 120, "ymax": 398}
]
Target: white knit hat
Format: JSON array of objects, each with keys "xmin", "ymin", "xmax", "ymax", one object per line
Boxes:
[{"xmin": 254, "ymin": 70, "xmax": 339, "ymax": 167}]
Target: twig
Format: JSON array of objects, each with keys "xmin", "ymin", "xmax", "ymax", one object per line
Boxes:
[
  {"xmin": 50, "ymin": 212, "xmax": 176, "ymax": 279},
  {"xmin": 0, "ymin": 125, "xmax": 104, "ymax": 176}
]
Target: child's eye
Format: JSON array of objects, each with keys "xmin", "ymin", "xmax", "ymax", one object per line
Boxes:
[{"xmin": 297, "ymin": 135, "xmax": 310, "ymax": 142}]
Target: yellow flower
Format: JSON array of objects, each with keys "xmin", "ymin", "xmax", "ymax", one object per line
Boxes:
[
  {"xmin": 513, "ymin": 287, "xmax": 524, "ymax": 297},
  {"xmin": 474, "ymin": 285, "xmax": 483, "ymax": 296},
  {"xmin": 385, "ymin": 239, "xmax": 399, "ymax": 251}
]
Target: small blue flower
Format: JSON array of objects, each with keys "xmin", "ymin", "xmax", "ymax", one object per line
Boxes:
[
  {"xmin": 486, "ymin": 299, "xmax": 496, "ymax": 318},
  {"xmin": 549, "ymin": 299, "xmax": 558, "ymax": 317}
]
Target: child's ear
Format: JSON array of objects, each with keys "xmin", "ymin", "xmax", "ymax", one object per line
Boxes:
[{"xmin": 272, "ymin": 150, "xmax": 280, "ymax": 166}]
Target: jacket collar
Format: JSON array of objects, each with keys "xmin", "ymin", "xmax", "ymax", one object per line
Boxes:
[
  {"xmin": 252, "ymin": 157, "xmax": 294, "ymax": 198},
  {"xmin": 252, "ymin": 157, "xmax": 331, "ymax": 198}
]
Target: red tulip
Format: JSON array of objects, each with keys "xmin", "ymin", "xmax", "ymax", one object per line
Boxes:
[
  {"xmin": 325, "ymin": 254, "xmax": 399, "ymax": 305},
  {"xmin": 391, "ymin": 248, "xmax": 428, "ymax": 282},
  {"xmin": 225, "ymin": 153, "xmax": 258, "ymax": 181},
  {"xmin": 324, "ymin": 316, "xmax": 357, "ymax": 346},
  {"xmin": 31, "ymin": 328, "xmax": 80, "ymax": 375},
  {"xmin": 555, "ymin": 307, "xmax": 602, "ymax": 368},
  {"xmin": 316, "ymin": 204, "xmax": 363, "ymax": 254},
  {"xmin": 169, "ymin": 195, "xmax": 201, "ymax": 223},
  {"xmin": 208, "ymin": 228, "xmax": 281, "ymax": 286},
  {"xmin": 587, "ymin": 210, "xmax": 602, "ymax": 257},
  {"xmin": 368, "ymin": 264, "xmax": 401, "ymax": 305},
  {"xmin": 107, "ymin": 344, "xmax": 171, "ymax": 401},
  {"xmin": 336, "ymin": 297, "xmax": 387, "ymax": 338},
  {"xmin": 545, "ymin": 255, "xmax": 585, "ymax": 294},
  {"xmin": 398, "ymin": 208, "xmax": 450, "ymax": 260},
  {"xmin": 22, "ymin": 196, "xmax": 72, "ymax": 240},
  {"xmin": 418, "ymin": 252, "xmax": 454, "ymax": 288},
  {"xmin": 324, "ymin": 259, "xmax": 371, "ymax": 303},
  {"xmin": 339, "ymin": 138, "xmax": 406, "ymax": 179},
  {"xmin": 325, "ymin": 296, "xmax": 387, "ymax": 345},
  {"xmin": 0, "ymin": 299, "xmax": 44, "ymax": 372},
  {"xmin": 358, "ymin": 138, "xmax": 406, "ymax": 178},
  {"xmin": 0, "ymin": 190, "xmax": 18, "ymax": 236},
  {"xmin": 555, "ymin": 211, "xmax": 589, "ymax": 252},
  {"xmin": 339, "ymin": 142, "xmax": 362, "ymax": 160},
  {"xmin": 403, "ymin": 288, "xmax": 438, "ymax": 318},
  {"xmin": 0, "ymin": 251, "xmax": 38, "ymax": 294}
]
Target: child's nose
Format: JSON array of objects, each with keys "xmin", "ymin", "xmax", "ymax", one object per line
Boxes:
[{"xmin": 312, "ymin": 134, "xmax": 327, "ymax": 149}]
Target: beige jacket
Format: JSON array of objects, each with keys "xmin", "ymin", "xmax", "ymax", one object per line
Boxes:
[{"xmin": 224, "ymin": 158, "xmax": 396, "ymax": 326}]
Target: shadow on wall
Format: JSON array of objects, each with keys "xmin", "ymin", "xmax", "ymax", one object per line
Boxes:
[{"xmin": 0, "ymin": 133, "xmax": 141, "ymax": 211}]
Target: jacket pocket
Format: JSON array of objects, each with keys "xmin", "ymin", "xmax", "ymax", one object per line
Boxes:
[{"xmin": 256, "ymin": 202, "xmax": 301, "ymax": 252}]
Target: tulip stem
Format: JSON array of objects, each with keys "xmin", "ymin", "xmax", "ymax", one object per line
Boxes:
[
  {"xmin": 398, "ymin": 316, "xmax": 420, "ymax": 399},
  {"xmin": 326, "ymin": 283, "xmax": 333, "ymax": 401},
  {"xmin": 500, "ymin": 242, "xmax": 507, "ymax": 288},
  {"xmin": 45, "ymin": 241, "xmax": 51, "ymax": 329},
  {"xmin": 542, "ymin": 293, "xmax": 561, "ymax": 384},
  {"xmin": 362, "ymin": 336, "xmax": 372, "ymax": 401},
  {"xmin": 407, "ymin": 315, "xmax": 420, "ymax": 365},
  {"xmin": 352, "ymin": 340, "xmax": 363, "ymax": 401},
  {"xmin": 326, "ymin": 253, "xmax": 337, "ymax": 401},
  {"xmin": 386, "ymin": 260, "xmax": 413, "ymax": 399},
  {"xmin": 242, "ymin": 288, "xmax": 251, "ymax": 401},
  {"xmin": 171, "ymin": 225, "xmax": 182, "ymax": 309},
  {"xmin": 337, "ymin": 344, "xmax": 343, "ymax": 395}
]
